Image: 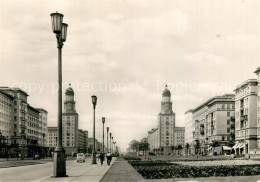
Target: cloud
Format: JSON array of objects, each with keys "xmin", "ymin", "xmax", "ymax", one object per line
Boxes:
[{"xmin": 184, "ymin": 51, "xmax": 226, "ymax": 64}]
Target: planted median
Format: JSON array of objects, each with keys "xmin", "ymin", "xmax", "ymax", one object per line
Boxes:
[{"xmin": 128, "ymin": 160, "xmax": 260, "ymax": 179}]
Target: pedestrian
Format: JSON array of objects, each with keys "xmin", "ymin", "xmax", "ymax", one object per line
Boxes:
[
  {"xmin": 106, "ymin": 152, "xmax": 112, "ymax": 165},
  {"xmin": 99, "ymin": 153, "xmax": 105, "ymax": 165}
]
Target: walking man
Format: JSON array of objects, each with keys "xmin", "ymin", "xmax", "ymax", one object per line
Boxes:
[{"xmin": 99, "ymin": 153, "xmax": 105, "ymax": 165}]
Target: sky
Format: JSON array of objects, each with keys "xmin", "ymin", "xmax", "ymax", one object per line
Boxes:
[{"xmin": 0, "ymin": 0, "xmax": 259, "ymax": 152}]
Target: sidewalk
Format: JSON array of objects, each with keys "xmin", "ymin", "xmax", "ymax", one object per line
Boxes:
[
  {"xmin": 100, "ymin": 158, "xmax": 144, "ymax": 182},
  {"xmin": 34, "ymin": 157, "xmax": 116, "ymax": 182}
]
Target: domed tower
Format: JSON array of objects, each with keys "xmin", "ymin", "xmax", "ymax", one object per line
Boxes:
[
  {"xmin": 161, "ymin": 85, "xmax": 173, "ymax": 114},
  {"xmin": 64, "ymin": 84, "xmax": 76, "ymax": 113},
  {"xmin": 62, "ymin": 84, "xmax": 78, "ymax": 154},
  {"xmin": 158, "ymin": 85, "xmax": 175, "ymax": 151}
]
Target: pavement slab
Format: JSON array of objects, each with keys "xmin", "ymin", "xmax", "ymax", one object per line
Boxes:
[
  {"xmin": 33, "ymin": 157, "xmax": 116, "ymax": 182},
  {"xmin": 100, "ymin": 158, "xmax": 144, "ymax": 182}
]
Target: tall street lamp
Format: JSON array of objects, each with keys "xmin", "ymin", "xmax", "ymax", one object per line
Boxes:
[
  {"xmin": 112, "ymin": 136, "xmax": 114, "ymax": 153},
  {"xmin": 109, "ymin": 133, "xmax": 112, "ymax": 153},
  {"xmin": 106, "ymin": 127, "xmax": 109, "ymax": 153},
  {"xmin": 113, "ymin": 141, "xmax": 116, "ymax": 154},
  {"xmin": 91, "ymin": 95, "xmax": 97, "ymax": 164},
  {"xmin": 102, "ymin": 117, "xmax": 105, "ymax": 153},
  {"xmin": 50, "ymin": 12, "xmax": 68, "ymax": 177}
]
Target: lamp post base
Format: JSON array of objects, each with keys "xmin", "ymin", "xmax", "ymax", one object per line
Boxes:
[
  {"xmin": 92, "ymin": 153, "xmax": 97, "ymax": 164},
  {"xmin": 53, "ymin": 146, "xmax": 67, "ymax": 177}
]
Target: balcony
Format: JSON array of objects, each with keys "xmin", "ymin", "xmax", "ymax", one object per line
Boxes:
[
  {"xmin": 240, "ymin": 115, "xmax": 248, "ymax": 121},
  {"xmin": 230, "ymin": 124, "xmax": 235, "ymax": 129}
]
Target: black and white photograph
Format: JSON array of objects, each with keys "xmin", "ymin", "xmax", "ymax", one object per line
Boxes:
[{"xmin": 0, "ymin": 0, "xmax": 260, "ymax": 181}]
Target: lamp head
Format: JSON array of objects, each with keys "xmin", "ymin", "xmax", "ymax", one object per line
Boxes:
[
  {"xmin": 91, "ymin": 95, "xmax": 97, "ymax": 105},
  {"xmin": 50, "ymin": 12, "xmax": 64, "ymax": 34}
]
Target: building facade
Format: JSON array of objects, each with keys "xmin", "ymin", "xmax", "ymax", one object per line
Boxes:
[
  {"xmin": 185, "ymin": 109, "xmax": 194, "ymax": 155},
  {"xmin": 234, "ymin": 79, "xmax": 258, "ymax": 154},
  {"xmin": 0, "ymin": 87, "xmax": 48, "ymax": 157},
  {"xmin": 147, "ymin": 128, "xmax": 159, "ymax": 152},
  {"xmin": 186, "ymin": 94, "xmax": 235, "ymax": 155},
  {"xmin": 37, "ymin": 109, "xmax": 48, "ymax": 147},
  {"xmin": 256, "ymin": 67, "xmax": 260, "ymax": 151},
  {"xmin": 0, "ymin": 90, "xmax": 14, "ymax": 157},
  {"xmin": 78, "ymin": 129, "xmax": 87, "ymax": 153}
]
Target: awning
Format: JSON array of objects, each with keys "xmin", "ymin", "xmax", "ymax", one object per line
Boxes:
[
  {"xmin": 232, "ymin": 144, "xmax": 239, "ymax": 149},
  {"xmin": 239, "ymin": 143, "xmax": 245, "ymax": 148},
  {"xmin": 223, "ymin": 146, "xmax": 232, "ymax": 150}
]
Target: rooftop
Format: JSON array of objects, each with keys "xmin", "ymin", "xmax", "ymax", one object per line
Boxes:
[
  {"xmin": 254, "ymin": 66, "xmax": 260, "ymax": 74},
  {"xmin": 234, "ymin": 79, "xmax": 258, "ymax": 92}
]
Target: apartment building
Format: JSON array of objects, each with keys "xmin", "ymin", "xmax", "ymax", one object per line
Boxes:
[
  {"xmin": 37, "ymin": 109, "xmax": 48, "ymax": 147},
  {"xmin": 0, "ymin": 87, "xmax": 48, "ymax": 157},
  {"xmin": 147, "ymin": 128, "xmax": 159, "ymax": 152},
  {"xmin": 234, "ymin": 79, "xmax": 258, "ymax": 154},
  {"xmin": 186, "ymin": 94, "xmax": 235, "ymax": 155},
  {"xmin": 0, "ymin": 90, "xmax": 14, "ymax": 148}
]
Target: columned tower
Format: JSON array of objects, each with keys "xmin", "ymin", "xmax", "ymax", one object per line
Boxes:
[
  {"xmin": 62, "ymin": 84, "xmax": 78, "ymax": 155},
  {"xmin": 158, "ymin": 85, "xmax": 176, "ymax": 151}
]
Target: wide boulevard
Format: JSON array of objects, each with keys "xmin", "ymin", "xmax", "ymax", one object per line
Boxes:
[{"xmin": 0, "ymin": 157, "xmax": 95, "ymax": 181}]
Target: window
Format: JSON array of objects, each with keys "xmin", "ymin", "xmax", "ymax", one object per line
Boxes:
[
  {"xmin": 222, "ymin": 136, "xmax": 225, "ymax": 141},
  {"xmin": 227, "ymin": 112, "xmax": 230, "ymax": 117},
  {"xmin": 227, "ymin": 128, "xmax": 230, "ymax": 133},
  {"xmin": 227, "ymin": 120, "xmax": 230, "ymax": 125}
]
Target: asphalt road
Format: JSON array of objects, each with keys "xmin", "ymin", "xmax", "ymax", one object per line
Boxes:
[{"xmin": 0, "ymin": 157, "xmax": 92, "ymax": 181}]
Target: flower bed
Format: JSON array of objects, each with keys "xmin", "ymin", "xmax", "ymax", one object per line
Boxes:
[
  {"xmin": 129, "ymin": 161, "xmax": 260, "ymax": 179},
  {"xmin": 123, "ymin": 156, "xmax": 141, "ymax": 161}
]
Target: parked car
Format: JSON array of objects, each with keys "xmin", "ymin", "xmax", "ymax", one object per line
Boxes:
[
  {"xmin": 77, "ymin": 153, "xmax": 85, "ymax": 163},
  {"xmin": 34, "ymin": 155, "xmax": 41, "ymax": 160}
]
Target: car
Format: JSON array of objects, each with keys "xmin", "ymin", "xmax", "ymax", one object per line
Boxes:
[
  {"xmin": 34, "ymin": 155, "xmax": 41, "ymax": 160},
  {"xmin": 76, "ymin": 153, "xmax": 85, "ymax": 163}
]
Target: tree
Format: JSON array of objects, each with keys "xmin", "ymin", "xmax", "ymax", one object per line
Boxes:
[
  {"xmin": 139, "ymin": 140, "xmax": 150, "ymax": 156},
  {"xmin": 129, "ymin": 139, "xmax": 139, "ymax": 153},
  {"xmin": 177, "ymin": 144, "xmax": 183, "ymax": 155},
  {"xmin": 211, "ymin": 140, "xmax": 220, "ymax": 155}
]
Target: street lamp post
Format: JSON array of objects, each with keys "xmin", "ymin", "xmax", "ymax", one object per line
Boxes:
[
  {"xmin": 113, "ymin": 141, "xmax": 116, "ymax": 154},
  {"xmin": 112, "ymin": 137, "xmax": 114, "ymax": 154},
  {"xmin": 102, "ymin": 117, "xmax": 105, "ymax": 153},
  {"xmin": 91, "ymin": 95, "xmax": 97, "ymax": 164},
  {"xmin": 106, "ymin": 127, "xmax": 109, "ymax": 153},
  {"xmin": 109, "ymin": 133, "xmax": 112, "ymax": 153},
  {"xmin": 50, "ymin": 12, "xmax": 68, "ymax": 177}
]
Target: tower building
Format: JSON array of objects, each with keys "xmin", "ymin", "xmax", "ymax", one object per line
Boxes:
[
  {"xmin": 62, "ymin": 84, "xmax": 79, "ymax": 155},
  {"xmin": 157, "ymin": 85, "xmax": 185, "ymax": 154}
]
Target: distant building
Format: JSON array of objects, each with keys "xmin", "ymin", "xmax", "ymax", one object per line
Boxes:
[
  {"xmin": 147, "ymin": 85, "xmax": 185, "ymax": 155},
  {"xmin": 186, "ymin": 94, "xmax": 235, "ymax": 155},
  {"xmin": 147, "ymin": 128, "xmax": 159, "ymax": 152},
  {"xmin": 78, "ymin": 129, "xmax": 87, "ymax": 153},
  {"xmin": 27, "ymin": 105, "xmax": 40, "ymax": 156},
  {"xmin": 47, "ymin": 127, "xmax": 58, "ymax": 148},
  {"xmin": 62, "ymin": 84, "xmax": 79, "ymax": 155},
  {"xmin": 0, "ymin": 90, "xmax": 14, "ymax": 148},
  {"xmin": 0, "ymin": 87, "xmax": 48, "ymax": 157},
  {"xmin": 184, "ymin": 109, "xmax": 194, "ymax": 154},
  {"xmin": 37, "ymin": 108, "xmax": 48, "ymax": 147}
]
